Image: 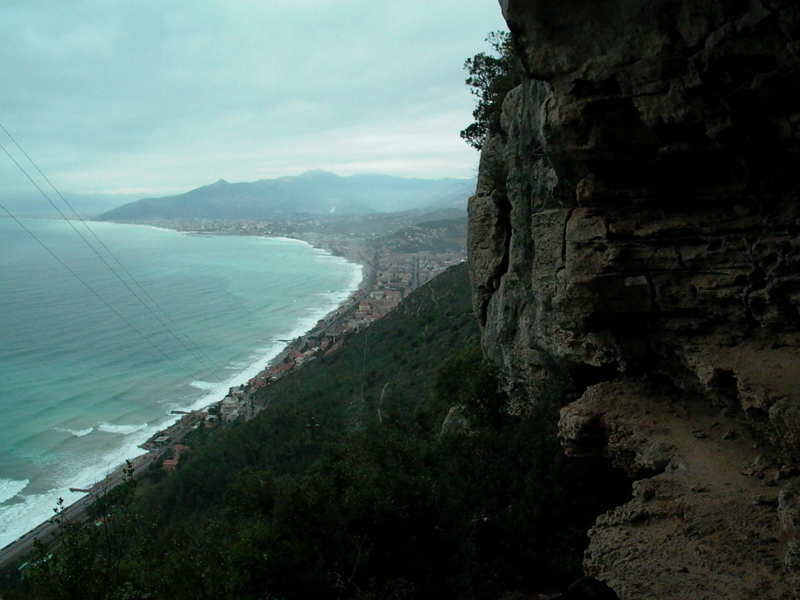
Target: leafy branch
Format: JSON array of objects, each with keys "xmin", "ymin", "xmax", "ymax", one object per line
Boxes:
[{"xmin": 460, "ymin": 31, "xmax": 524, "ymax": 150}]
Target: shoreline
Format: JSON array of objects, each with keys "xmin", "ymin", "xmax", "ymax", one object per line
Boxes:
[
  {"xmin": 137, "ymin": 266, "xmax": 367, "ymax": 452},
  {"xmin": 0, "ymin": 231, "xmax": 369, "ymax": 567}
]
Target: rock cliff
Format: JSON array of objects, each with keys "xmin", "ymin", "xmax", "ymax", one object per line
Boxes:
[{"xmin": 467, "ymin": 1, "xmax": 800, "ymax": 597}]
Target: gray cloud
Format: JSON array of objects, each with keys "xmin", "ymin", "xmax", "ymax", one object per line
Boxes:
[{"xmin": 1, "ymin": 0, "xmax": 506, "ymax": 198}]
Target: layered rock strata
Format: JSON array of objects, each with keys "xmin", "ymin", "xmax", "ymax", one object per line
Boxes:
[{"xmin": 468, "ymin": 1, "xmax": 800, "ymax": 597}]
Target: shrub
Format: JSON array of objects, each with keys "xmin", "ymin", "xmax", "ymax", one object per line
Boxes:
[{"xmin": 460, "ymin": 31, "xmax": 524, "ymax": 150}]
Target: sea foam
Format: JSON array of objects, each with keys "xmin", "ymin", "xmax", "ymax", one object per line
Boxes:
[
  {"xmin": 54, "ymin": 427, "xmax": 94, "ymax": 438},
  {"xmin": 189, "ymin": 380, "xmax": 218, "ymax": 391},
  {"xmin": 0, "ymin": 221, "xmax": 366, "ymax": 551},
  {"xmin": 0, "ymin": 488, "xmax": 86, "ymax": 550},
  {"xmin": 0, "ymin": 478, "xmax": 29, "ymax": 504},
  {"xmin": 97, "ymin": 422, "xmax": 148, "ymax": 435}
]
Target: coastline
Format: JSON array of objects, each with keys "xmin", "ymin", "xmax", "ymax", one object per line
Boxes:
[
  {"xmin": 137, "ymin": 253, "xmax": 367, "ymax": 450},
  {"xmin": 0, "ymin": 230, "xmax": 368, "ymax": 566}
]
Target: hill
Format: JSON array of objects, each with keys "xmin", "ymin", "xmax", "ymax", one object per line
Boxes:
[
  {"xmin": 8, "ymin": 263, "xmax": 630, "ymax": 600},
  {"xmin": 96, "ymin": 171, "xmax": 476, "ymax": 222}
]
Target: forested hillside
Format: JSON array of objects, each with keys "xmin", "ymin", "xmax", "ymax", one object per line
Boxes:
[{"xmin": 5, "ymin": 264, "xmax": 630, "ymax": 600}]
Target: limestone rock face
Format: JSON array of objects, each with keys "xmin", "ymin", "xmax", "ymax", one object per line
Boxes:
[
  {"xmin": 779, "ymin": 482, "xmax": 800, "ymax": 596},
  {"xmin": 560, "ymin": 381, "xmax": 794, "ymax": 599},
  {"xmin": 469, "ymin": 1, "xmax": 800, "ymax": 597}
]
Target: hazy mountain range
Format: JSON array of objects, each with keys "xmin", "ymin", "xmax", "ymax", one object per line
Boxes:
[{"xmin": 96, "ymin": 171, "xmax": 476, "ymax": 222}]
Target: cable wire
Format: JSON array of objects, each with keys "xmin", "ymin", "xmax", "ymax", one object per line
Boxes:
[
  {"xmin": 0, "ymin": 129, "xmax": 228, "ymax": 380},
  {"xmin": 1, "ymin": 124, "xmax": 225, "ymax": 377},
  {"xmin": 0, "ymin": 202, "xmax": 198, "ymax": 379}
]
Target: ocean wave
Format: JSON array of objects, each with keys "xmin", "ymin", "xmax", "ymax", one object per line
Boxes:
[
  {"xmin": 0, "ymin": 488, "xmax": 87, "ymax": 550},
  {"xmin": 68, "ymin": 428, "xmax": 157, "ymax": 490},
  {"xmin": 311, "ymin": 252, "xmax": 341, "ymax": 261},
  {"xmin": 0, "ymin": 426, "xmax": 164, "ymax": 548},
  {"xmin": 178, "ymin": 339, "xmax": 292, "ymax": 415},
  {"xmin": 262, "ymin": 236, "xmax": 307, "ymax": 245},
  {"xmin": 0, "ymin": 478, "xmax": 29, "ymax": 505},
  {"xmin": 315, "ymin": 290, "xmax": 350, "ymax": 302},
  {"xmin": 349, "ymin": 264, "xmax": 366, "ymax": 287},
  {"xmin": 0, "ymin": 223, "xmax": 374, "ymax": 549},
  {"xmin": 97, "ymin": 422, "xmax": 147, "ymax": 435},
  {"xmin": 190, "ymin": 380, "xmax": 217, "ymax": 391},
  {"xmin": 54, "ymin": 427, "xmax": 94, "ymax": 438}
]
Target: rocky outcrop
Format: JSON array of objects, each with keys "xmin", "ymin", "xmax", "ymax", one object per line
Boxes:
[
  {"xmin": 468, "ymin": 1, "xmax": 800, "ymax": 598},
  {"xmin": 560, "ymin": 380, "xmax": 794, "ymax": 598}
]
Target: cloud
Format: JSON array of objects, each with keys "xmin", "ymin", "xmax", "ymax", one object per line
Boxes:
[{"xmin": 0, "ymin": 0, "xmax": 507, "ymax": 197}]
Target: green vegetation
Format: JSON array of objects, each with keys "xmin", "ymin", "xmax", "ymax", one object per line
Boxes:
[
  {"xmin": 24, "ymin": 466, "xmax": 140, "ymax": 600},
  {"xmin": 7, "ymin": 264, "xmax": 630, "ymax": 599},
  {"xmin": 460, "ymin": 32, "xmax": 524, "ymax": 150},
  {"xmin": 380, "ymin": 217, "xmax": 467, "ymax": 254}
]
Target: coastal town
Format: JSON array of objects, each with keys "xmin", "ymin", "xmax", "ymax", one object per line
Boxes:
[
  {"xmin": 0, "ymin": 211, "xmax": 468, "ymax": 569},
  {"xmin": 137, "ymin": 214, "xmax": 467, "ymax": 471}
]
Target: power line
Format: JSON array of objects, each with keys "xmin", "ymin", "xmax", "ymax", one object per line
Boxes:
[
  {"xmin": 1, "ymin": 124, "xmax": 224, "ymax": 376},
  {"xmin": 0, "ymin": 139, "xmax": 224, "ymax": 379},
  {"xmin": 0, "ymin": 202, "xmax": 198, "ymax": 379},
  {"xmin": 0, "ymin": 128, "xmax": 228, "ymax": 380}
]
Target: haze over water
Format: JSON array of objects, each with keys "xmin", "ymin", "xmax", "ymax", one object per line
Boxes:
[{"xmin": 0, "ymin": 218, "xmax": 362, "ymax": 548}]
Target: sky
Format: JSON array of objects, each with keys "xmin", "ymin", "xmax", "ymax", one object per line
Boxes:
[{"xmin": 0, "ymin": 0, "xmax": 508, "ymax": 200}]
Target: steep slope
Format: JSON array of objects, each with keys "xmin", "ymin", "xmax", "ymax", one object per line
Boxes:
[
  {"xmin": 9, "ymin": 264, "xmax": 632, "ymax": 599},
  {"xmin": 468, "ymin": 1, "xmax": 800, "ymax": 598}
]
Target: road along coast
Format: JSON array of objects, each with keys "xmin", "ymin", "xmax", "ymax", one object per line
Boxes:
[
  {"xmin": 0, "ymin": 240, "xmax": 370, "ymax": 571},
  {"xmin": 1, "ymin": 219, "xmax": 466, "ymax": 570}
]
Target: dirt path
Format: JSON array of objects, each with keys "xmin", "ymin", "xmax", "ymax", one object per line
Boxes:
[{"xmin": 561, "ymin": 380, "xmax": 795, "ymax": 599}]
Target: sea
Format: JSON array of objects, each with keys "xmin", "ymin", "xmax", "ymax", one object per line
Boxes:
[{"xmin": 0, "ymin": 217, "xmax": 363, "ymax": 549}]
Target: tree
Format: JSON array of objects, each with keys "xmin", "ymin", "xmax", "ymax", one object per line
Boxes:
[
  {"xmin": 432, "ymin": 344, "xmax": 507, "ymax": 427},
  {"xmin": 460, "ymin": 31, "xmax": 523, "ymax": 150},
  {"xmin": 27, "ymin": 463, "xmax": 140, "ymax": 600}
]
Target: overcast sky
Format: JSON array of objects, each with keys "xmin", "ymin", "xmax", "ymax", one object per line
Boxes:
[{"xmin": 0, "ymin": 0, "xmax": 507, "ymax": 199}]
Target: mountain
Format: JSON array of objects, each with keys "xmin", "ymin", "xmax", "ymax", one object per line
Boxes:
[{"xmin": 96, "ymin": 171, "xmax": 476, "ymax": 222}]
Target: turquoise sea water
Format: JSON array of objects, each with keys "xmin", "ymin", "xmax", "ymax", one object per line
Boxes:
[{"xmin": 0, "ymin": 218, "xmax": 362, "ymax": 548}]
